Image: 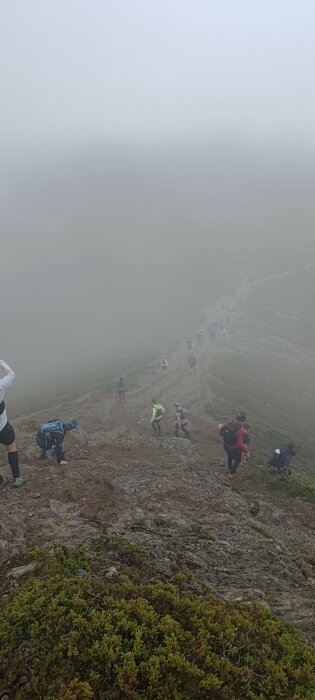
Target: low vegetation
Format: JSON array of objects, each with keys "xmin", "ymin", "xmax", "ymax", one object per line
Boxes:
[
  {"xmin": 0, "ymin": 546, "xmax": 314, "ymax": 699},
  {"xmin": 267, "ymin": 472, "xmax": 315, "ymax": 504}
]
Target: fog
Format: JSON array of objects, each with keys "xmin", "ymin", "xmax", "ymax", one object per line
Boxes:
[{"xmin": 1, "ymin": 2, "xmax": 315, "ymax": 406}]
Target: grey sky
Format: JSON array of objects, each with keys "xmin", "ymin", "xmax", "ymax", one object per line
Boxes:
[{"xmin": 1, "ymin": 0, "xmax": 315, "ymax": 156}]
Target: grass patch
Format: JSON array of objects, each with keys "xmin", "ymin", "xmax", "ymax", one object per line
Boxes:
[
  {"xmin": 267, "ymin": 472, "xmax": 315, "ymax": 504},
  {"xmin": 190, "ymin": 524, "xmax": 213, "ymax": 542}
]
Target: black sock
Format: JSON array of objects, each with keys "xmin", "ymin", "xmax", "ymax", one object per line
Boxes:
[{"xmin": 8, "ymin": 451, "xmax": 20, "ymax": 480}]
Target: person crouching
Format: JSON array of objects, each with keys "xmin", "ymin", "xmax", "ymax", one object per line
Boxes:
[{"xmin": 36, "ymin": 419, "xmax": 78, "ymax": 465}]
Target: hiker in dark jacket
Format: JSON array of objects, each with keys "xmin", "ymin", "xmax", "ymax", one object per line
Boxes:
[
  {"xmin": 36, "ymin": 419, "xmax": 78, "ymax": 465},
  {"xmin": 174, "ymin": 403, "xmax": 190, "ymax": 438},
  {"xmin": 267, "ymin": 442, "xmax": 296, "ymax": 473},
  {"xmin": 219, "ymin": 411, "xmax": 249, "ymax": 478},
  {"xmin": 117, "ymin": 376, "xmax": 126, "ymax": 401}
]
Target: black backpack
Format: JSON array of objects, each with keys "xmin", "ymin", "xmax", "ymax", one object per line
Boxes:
[
  {"xmin": 223, "ymin": 421, "xmax": 239, "ymax": 445},
  {"xmin": 267, "ymin": 451, "xmax": 281, "ymax": 467}
]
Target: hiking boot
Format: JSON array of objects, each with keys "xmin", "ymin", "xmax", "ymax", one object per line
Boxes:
[
  {"xmin": 13, "ymin": 475, "xmax": 28, "ymax": 488},
  {"xmin": 59, "ymin": 460, "xmax": 68, "ymax": 465}
]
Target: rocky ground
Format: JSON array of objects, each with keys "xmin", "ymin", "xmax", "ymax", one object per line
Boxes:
[{"xmin": 0, "ymin": 286, "xmax": 314, "ymax": 645}]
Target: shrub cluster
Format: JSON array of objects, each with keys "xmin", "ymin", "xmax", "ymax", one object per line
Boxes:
[{"xmin": 0, "ymin": 547, "xmax": 314, "ymax": 699}]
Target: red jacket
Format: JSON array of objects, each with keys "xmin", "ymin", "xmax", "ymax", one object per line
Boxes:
[{"xmin": 219, "ymin": 421, "xmax": 249, "ymax": 453}]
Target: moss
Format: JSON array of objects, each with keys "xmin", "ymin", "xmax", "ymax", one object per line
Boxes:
[{"xmin": 0, "ymin": 547, "xmax": 314, "ymax": 699}]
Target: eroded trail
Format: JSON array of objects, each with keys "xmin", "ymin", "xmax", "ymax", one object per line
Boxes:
[{"xmin": 0, "ymin": 283, "xmax": 314, "ymax": 644}]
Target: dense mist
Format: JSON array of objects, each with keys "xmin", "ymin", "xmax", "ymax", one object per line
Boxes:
[
  {"xmin": 1, "ymin": 1, "xmax": 315, "ymax": 407},
  {"xmin": 1, "ymin": 145, "xmax": 315, "ymax": 406}
]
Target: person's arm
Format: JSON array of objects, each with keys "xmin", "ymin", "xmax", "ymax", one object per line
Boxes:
[
  {"xmin": 151, "ymin": 407, "xmax": 157, "ymax": 423},
  {"xmin": 0, "ymin": 359, "xmax": 16, "ymax": 393}
]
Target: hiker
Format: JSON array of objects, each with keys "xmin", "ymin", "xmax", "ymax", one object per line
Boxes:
[
  {"xmin": 188, "ymin": 353, "xmax": 197, "ymax": 372},
  {"xmin": 160, "ymin": 359, "xmax": 169, "ymax": 372},
  {"xmin": 0, "ymin": 358, "xmax": 28, "ymax": 487},
  {"xmin": 242, "ymin": 423, "xmax": 251, "ymax": 450},
  {"xmin": 267, "ymin": 442, "xmax": 296, "ymax": 474},
  {"xmin": 174, "ymin": 403, "xmax": 190, "ymax": 438},
  {"xmin": 36, "ymin": 419, "xmax": 78, "ymax": 465},
  {"xmin": 151, "ymin": 400, "xmax": 165, "ymax": 436},
  {"xmin": 208, "ymin": 324, "xmax": 216, "ymax": 342},
  {"xmin": 219, "ymin": 411, "xmax": 249, "ymax": 478},
  {"xmin": 117, "ymin": 376, "xmax": 126, "ymax": 401}
]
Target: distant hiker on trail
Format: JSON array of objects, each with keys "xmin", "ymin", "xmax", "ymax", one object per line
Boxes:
[
  {"xmin": 36, "ymin": 419, "xmax": 78, "ymax": 465},
  {"xmin": 160, "ymin": 359, "xmax": 169, "ymax": 372},
  {"xmin": 0, "ymin": 359, "xmax": 28, "ymax": 487},
  {"xmin": 117, "ymin": 376, "xmax": 126, "ymax": 401},
  {"xmin": 208, "ymin": 324, "xmax": 216, "ymax": 342},
  {"xmin": 151, "ymin": 400, "xmax": 165, "ymax": 437},
  {"xmin": 188, "ymin": 353, "xmax": 197, "ymax": 373},
  {"xmin": 174, "ymin": 403, "xmax": 190, "ymax": 438},
  {"xmin": 267, "ymin": 442, "xmax": 296, "ymax": 474},
  {"xmin": 187, "ymin": 340, "xmax": 194, "ymax": 351},
  {"xmin": 219, "ymin": 411, "xmax": 249, "ymax": 479}
]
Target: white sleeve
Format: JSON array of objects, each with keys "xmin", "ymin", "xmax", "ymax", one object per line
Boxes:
[{"xmin": 0, "ymin": 359, "xmax": 16, "ymax": 393}]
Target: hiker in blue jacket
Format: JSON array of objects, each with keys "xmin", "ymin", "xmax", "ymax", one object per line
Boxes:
[{"xmin": 36, "ymin": 419, "xmax": 78, "ymax": 465}]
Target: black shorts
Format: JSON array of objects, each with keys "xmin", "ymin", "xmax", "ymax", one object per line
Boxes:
[{"xmin": 0, "ymin": 422, "xmax": 15, "ymax": 446}]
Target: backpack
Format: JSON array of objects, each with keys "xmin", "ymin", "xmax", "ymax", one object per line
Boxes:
[
  {"xmin": 40, "ymin": 420, "xmax": 64, "ymax": 435},
  {"xmin": 223, "ymin": 421, "xmax": 239, "ymax": 445},
  {"xmin": 267, "ymin": 450, "xmax": 281, "ymax": 467}
]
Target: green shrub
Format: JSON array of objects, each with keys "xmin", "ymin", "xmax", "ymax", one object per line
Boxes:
[
  {"xmin": 268, "ymin": 472, "xmax": 315, "ymax": 504},
  {"xmin": 0, "ymin": 548, "xmax": 314, "ymax": 699}
]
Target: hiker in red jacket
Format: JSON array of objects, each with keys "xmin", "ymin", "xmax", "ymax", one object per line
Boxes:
[{"xmin": 219, "ymin": 411, "xmax": 249, "ymax": 479}]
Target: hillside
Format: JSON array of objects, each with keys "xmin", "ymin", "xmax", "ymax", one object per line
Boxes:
[{"xmin": 0, "ymin": 276, "xmax": 315, "ymax": 697}]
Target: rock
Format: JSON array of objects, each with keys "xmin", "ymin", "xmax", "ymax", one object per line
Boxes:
[
  {"xmin": 19, "ymin": 676, "xmax": 29, "ymax": 687},
  {"xmin": 105, "ymin": 566, "xmax": 118, "ymax": 579},
  {"xmin": 133, "ymin": 509, "xmax": 146, "ymax": 525},
  {"xmin": 74, "ymin": 569, "xmax": 88, "ymax": 578},
  {"xmin": 249, "ymin": 503, "xmax": 260, "ymax": 517},
  {"xmin": 8, "ymin": 562, "xmax": 36, "ymax": 578},
  {"xmin": 299, "ymin": 561, "xmax": 313, "ymax": 580}
]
